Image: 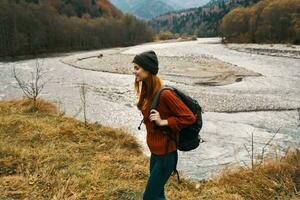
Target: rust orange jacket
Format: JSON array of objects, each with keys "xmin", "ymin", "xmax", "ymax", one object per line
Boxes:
[{"xmin": 141, "ymin": 89, "xmax": 196, "ymax": 155}]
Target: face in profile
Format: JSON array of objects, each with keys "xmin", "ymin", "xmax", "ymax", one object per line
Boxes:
[{"xmin": 133, "ymin": 63, "xmax": 149, "ymax": 82}]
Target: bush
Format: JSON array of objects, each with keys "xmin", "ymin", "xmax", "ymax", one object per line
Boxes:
[{"xmin": 157, "ymin": 31, "xmax": 175, "ymax": 40}]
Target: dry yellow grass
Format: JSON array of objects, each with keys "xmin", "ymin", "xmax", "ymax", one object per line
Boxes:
[{"xmin": 0, "ymin": 98, "xmax": 299, "ymax": 199}]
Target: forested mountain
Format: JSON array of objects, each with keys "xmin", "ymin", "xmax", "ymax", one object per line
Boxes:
[
  {"xmin": 109, "ymin": 0, "xmax": 212, "ymax": 19},
  {"xmin": 109, "ymin": 0, "xmax": 132, "ymax": 12},
  {"xmin": 16, "ymin": 0, "xmax": 122, "ymax": 18},
  {"xmin": 164, "ymin": 0, "xmax": 211, "ymax": 9},
  {"xmin": 109, "ymin": 0, "xmax": 175, "ymax": 19},
  {"xmin": 0, "ymin": 0, "xmax": 154, "ymax": 58},
  {"xmin": 149, "ymin": 0, "xmax": 260, "ymax": 37},
  {"xmin": 220, "ymin": 0, "xmax": 300, "ymax": 44},
  {"xmin": 131, "ymin": 0, "xmax": 175, "ymax": 19}
]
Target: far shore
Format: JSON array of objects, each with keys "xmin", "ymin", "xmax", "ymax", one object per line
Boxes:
[{"xmin": 1, "ymin": 37, "xmax": 299, "ymax": 62}]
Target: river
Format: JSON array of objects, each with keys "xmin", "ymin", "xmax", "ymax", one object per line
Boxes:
[{"xmin": 1, "ymin": 38, "xmax": 299, "ymax": 180}]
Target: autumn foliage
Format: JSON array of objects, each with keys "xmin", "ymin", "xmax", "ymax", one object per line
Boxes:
[
  {"xmin": 220, "ymin": 0, "xmax": 300, "ymax": 44},
  {"xmin": 0, "ymin": 0, "xmax": 154, "ymax": 58}
]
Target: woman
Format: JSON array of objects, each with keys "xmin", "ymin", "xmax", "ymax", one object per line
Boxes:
[{"xmin": 133, "ymin": 50, "xmax": 196, "ymax": 200}]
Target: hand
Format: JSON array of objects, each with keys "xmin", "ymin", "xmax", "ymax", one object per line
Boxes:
[{"xmin": 149, "ymin": 109, "xmax": 168, "ymax": 126}]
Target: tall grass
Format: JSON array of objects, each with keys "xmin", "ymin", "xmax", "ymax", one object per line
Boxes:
[{"xmin": 0, "ymin": 98, "xmax": 299, "ymax": 199}]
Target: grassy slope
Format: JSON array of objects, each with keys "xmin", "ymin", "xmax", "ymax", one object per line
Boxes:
[{"xmin": 0, "ymin": 99, "xmax": 299, "ymax": 199}]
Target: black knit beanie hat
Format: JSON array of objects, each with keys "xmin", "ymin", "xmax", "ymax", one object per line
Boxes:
[{"xmin": 132, "ymin": 50, "xmax": 159, "ymax": 75}]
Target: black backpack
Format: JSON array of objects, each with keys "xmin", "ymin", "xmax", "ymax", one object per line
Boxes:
[{"xmin": 150, "ymin": 85, "xmax": 203, "ymax": 151}]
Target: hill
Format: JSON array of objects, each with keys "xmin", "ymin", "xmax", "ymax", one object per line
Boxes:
[
  {"xmin": 110, "ymin": 0, "xmax": 211, "ymax": 19},
  {"xmin": 149, "ymin": 0, "xmax": 260, "ymax": 37},
  {"xmin": 220, "ymin": 0, "xmax": 300, "ymax": 44},
  {"xmin": 0, "ymin": 98, "xmax": 299, "ymax": 199},
  {"xmin": 165, "ymin": 0, "xmax": 211, "ymax": 9},
  {"xmin": 110, "ymin": 0, "xmax": 175, "ymax": 19}
]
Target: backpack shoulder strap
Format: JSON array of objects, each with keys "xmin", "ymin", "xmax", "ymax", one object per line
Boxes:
[{"xmin": 149, "ymin": 85, "xmax": 174, "ymax": 112}]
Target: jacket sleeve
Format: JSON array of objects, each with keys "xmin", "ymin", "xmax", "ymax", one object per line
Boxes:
[{"xmin": 160, "ymin": 90, "xmax": 196, "ymax": 134}]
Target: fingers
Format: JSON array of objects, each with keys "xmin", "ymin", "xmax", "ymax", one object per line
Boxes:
[
  {"xmin": 149, "ymin": 109, "xmax": 159, "ymax": 122},
  {"xmin": 150, "ymin": 109, "xmax": 158, "ymax": 114},
  {"xmin": 149, "ymin": 114, "xmax": 158, "ymax": 121}
]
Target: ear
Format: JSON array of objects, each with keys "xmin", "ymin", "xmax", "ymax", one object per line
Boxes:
[{"xmin": 142, "ymin": 71, "xmax": 150, "ymax": 81}]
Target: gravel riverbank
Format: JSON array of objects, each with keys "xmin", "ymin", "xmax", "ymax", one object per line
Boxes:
[{"xmin": 1, "ymin": 38, "xmax": 299, "ymax": 180}]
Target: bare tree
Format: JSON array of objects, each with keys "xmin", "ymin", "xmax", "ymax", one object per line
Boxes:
[
  {"xmin": 79, "ymin": 81, "xmax": 88, "ymax": 127},
  {"xmin": 243, "ymin": 127, "xmax": 281, "ymax": 168},
  {"xmin": 297, "ymin": 108, "xmax": 300, "ymax": 127},
  {"xmin": 12, "ymin": 59, "xmax": 48, "ymax": 105},
  {"xmin": 258, "ymin": 127, "xmax": 281, "ymax": 165},
  {"xmin": 243, "ymin": 129, "xmax": 255, "ymax": 168}
]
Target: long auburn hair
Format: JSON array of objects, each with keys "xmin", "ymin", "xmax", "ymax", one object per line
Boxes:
[{"xmin": 134, "ymin": 73, "xmax": 163, "ymax": 112}]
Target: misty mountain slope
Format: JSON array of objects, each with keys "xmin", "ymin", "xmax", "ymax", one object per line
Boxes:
[
  {"xmin": 165, "ymin": 0, "xmax": 211, "ymax": 9},
  {"xmin": 109, "ymin": 0, "xmax": 177, "ymax": 19}
]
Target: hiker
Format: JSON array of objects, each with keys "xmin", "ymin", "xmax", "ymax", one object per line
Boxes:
[{"xmin": 132, "ymin": 50, "xmax": 196, "ymax": 200}]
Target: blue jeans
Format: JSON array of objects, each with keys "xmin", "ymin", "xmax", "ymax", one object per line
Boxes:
[{"xmin": 143, "ymin": 151, "xmax": 177, "ymax": 200}]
